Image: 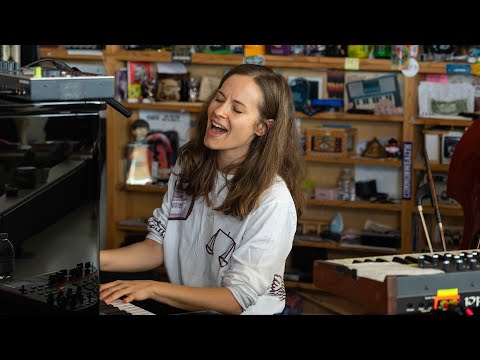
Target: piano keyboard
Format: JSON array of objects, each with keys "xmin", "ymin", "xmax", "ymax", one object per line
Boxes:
[
  {"xmin": 346, "ymin": 74, "xmax": 402, "ymax": 111},
  {"xmin": 99, "ymin": 299, "xmax": 155, "ymax": 315},
  {"xmin": 313, "ymin": 249, "xmax": 480, "ymax": 314},
  {"xmin": 353, "ymin": 93, "xmax": 396, "ymax": 110}
]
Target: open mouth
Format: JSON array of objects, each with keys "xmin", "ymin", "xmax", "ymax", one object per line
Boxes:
[{"xmin": 211, "ymin": 121, "xmax": 228, "ymax": 134}]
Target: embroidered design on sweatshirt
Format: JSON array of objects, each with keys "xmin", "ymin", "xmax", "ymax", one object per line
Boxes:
[
  {"xmin": 269, "ymin": 274, "xmax": 286, "ymax": 300},
  {"xmin": 206, "ymin": 229, "xmax": 236, "ymax": 267}
]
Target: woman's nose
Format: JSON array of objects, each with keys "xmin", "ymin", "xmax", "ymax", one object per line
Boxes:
[{"xmin": 213, "ymin": 101, "xmax": 228, "ymax": 118}]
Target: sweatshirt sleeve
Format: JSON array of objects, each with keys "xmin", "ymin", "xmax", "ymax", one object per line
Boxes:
[
  {"xmin": 221, "ymin": 195, "xmax": 297, "ymax": 312},
  {"xmin": 145, "ymin": 164, "xmax": 179, "ymax": 245}
]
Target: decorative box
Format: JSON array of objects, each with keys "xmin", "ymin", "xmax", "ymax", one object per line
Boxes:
[{"xmin": 305, "ymin": 127, "xmax": 357, "ymax": 158}]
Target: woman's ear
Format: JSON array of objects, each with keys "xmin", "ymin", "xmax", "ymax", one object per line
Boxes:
[{"xmin": 254, "ymin": 119, "xmax": 274, "ymax": 137}]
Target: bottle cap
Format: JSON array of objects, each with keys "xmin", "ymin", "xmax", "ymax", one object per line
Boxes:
[{"xmin": 0, "ymin": 233, "xmax": 8, "ymax": 240}]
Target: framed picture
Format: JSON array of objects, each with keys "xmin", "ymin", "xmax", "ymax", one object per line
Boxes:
[{"xmin": 441, "ymin": 131, "xmax": 463, "ymax": 164}]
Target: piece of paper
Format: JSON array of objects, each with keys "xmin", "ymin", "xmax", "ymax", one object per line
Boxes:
[{"xmin": 344, "ymin": 58, "xmax": 359, "ymax": 70}]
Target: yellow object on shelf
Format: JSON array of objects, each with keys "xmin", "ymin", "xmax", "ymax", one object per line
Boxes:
[
  {"xmin": 244, "ymin": 45, "xmax": 266, "ymax": 57},
  {"xmin": 347, "ymin": 45, "xmax": 371, "ymax": 59}
]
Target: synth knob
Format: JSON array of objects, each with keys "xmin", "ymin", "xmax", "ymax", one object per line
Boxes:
[
  {"xmin": 66, "ymin": 288, "xmax": 73, "ymax": 298},
  {"xmin": 470, "ymin": 258, "xmax": 478, "ymax": 270},
  {"xmin": 69, "ymin": 295, "xmax": 77, "ymax": 309},
  {"xmin": 444, "ymin": 253, "xmax": 453, "ymax": 261},
  {"xmin": 19, "ymin": 285, "xmax": 27, "ymax": 294},
  {"xmin": 418, "ymin": 255, "xmax": 425, "ymax": 268},
  {"xmin": 443, "ymin": 260, "xmax": 451, "ymax": 272},
  {"xmin": 47, "ymin": 293, "xmax": 55, "ymax": 305},
  {"xmin": 432, "ymin": 254, "xmax": 440, "ymax": 267},
  {"xmin": 456, "ymin": 259, "xmax": 464, "ymax": 271}
]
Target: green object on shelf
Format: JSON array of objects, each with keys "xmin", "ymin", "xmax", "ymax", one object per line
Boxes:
[
  {"xmin": 202, "ymin": 49, "xmax": 232, "ymax": 54},
  {"xmin": 303, "ymin": 178, "xmax": 316, "ymax": 189}
]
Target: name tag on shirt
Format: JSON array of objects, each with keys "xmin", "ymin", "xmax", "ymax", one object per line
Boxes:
[{"xmin": 168, "ymin": 182, "xmax": 194, "ymax": 220}]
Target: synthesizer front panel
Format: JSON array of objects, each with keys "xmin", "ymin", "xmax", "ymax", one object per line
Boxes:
[{"xmin": 0, "ymin": 65, "xmax": 114, "ymax": 101}]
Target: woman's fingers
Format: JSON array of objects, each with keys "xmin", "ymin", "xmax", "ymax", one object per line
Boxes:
[{"xmin": 99, "ymin": 281, "xmax": 132, "ymax": 303}]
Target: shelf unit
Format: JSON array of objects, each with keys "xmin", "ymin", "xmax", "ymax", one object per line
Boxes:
[
  {"xmin": 39, "ymin": 46, "xmax": 469, "ymax": 287},
  {"xmin": 88, "ymin": 47, "xmax": 468, "ymax": 252}
]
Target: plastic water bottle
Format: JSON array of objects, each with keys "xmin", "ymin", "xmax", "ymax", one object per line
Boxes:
[
  {"xmin": 0, "ymin": 233, "xmax": 15, "ymax": 279},
  {"xmin": 337, "ymin": 168, "xmax": 356, "ymax": 201}
]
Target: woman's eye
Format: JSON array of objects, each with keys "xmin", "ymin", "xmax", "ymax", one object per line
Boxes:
[
  {"xmin": 233, "ymin": 108, "xmax": 242, "ymax": 114},
  {"xmin": 215, "ymin": 97, "xmax": 224, "ymax": 102}
]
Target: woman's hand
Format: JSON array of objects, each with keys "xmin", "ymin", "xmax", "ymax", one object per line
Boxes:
[{"xmin": 99, "ymin": 280, "xmax": 157, "ymax": 304}]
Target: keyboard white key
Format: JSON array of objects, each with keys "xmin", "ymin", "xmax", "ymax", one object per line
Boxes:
[{"xmin": 103, "ymin": 299, "xmax": 155, "ymax": 315}]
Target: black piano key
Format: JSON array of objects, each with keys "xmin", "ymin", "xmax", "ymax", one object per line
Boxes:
[
  {"xmin": 375, "ymin": 258, "xmax": 388, "ymax": 262},
  {"xmin": 99, "ymin": 301, "xmax": 133, "ymax": 315},
  {"xmin": 392, "ymin": 257, "xmax": 410, "ymax": 265},
  {"xmin": 404, "ymin": 256, "xmax": 419, "ymax": 264}
]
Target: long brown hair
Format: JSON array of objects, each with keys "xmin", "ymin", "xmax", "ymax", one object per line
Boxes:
[{"xmin": 177, "ymin": 64, "xmax": 306, "ymax": 219}]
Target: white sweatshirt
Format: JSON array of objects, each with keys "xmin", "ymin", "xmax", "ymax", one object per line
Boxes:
[{"xmin": 146, "ymin": 164, "xmax": 297, "ymax": 315}]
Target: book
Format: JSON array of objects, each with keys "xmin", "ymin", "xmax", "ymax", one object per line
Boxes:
[{"xmin": 127, "ymin": 61, "xmax": 152, "ymax": 103}]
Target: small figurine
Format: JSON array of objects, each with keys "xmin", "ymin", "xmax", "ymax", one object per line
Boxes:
[
  {"xmin": 385, "ymin": 138, "xmax": 402, "ymax": 159},
  {"xmin": 126, "ymin": 119, "xmax": 153, "ymax": 185},
  {"xmin": 362, "ymin": 137, "xmax": 388, "ymax": 158},
  {"xmin": 130, "ymin": 119, "xmax": 150, "ymax": 143},
  {"xmin": 188, "ymin": 76, "xmax": 200, "ymax": 102}
]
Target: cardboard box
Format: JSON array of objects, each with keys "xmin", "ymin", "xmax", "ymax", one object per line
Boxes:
[{"xmin": 305, "ymin": 127, "xmax": 357, "ymax": 158}]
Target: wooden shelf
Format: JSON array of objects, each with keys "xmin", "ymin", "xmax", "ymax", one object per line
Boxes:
[
  {"xmin": 416, "ymin": 204, "xmax": 463, "ymax": 217},
  {"xmin": 418, "ymin": 61, "xmax": 472, "ymax": 74},
  {"xmin": 413, "ymin": 162, "xmax": 449, "ymax": 172},
  {"xmin": 117, "ymin": 183, "xmax": 168, "ymax": 193},
  {"xmin": 105, "ymin": 50, "xmax": 461, "ymax": 76},
  {"xmin": 264, "ymin": 56, "xmax": 396, "ymax": 71},
  {"xmin": 40, "ymin": 47, "xmax": 104, "ymax": 61},
  {"xmin": 123, "ymin": 101, "xmax": 203, "ymax": 113},
  {"xmin": 294, "ymin": 237, "xmax": 399, "ymax": 254},
  {"xmin": 306, "ymin": 199, "xmax": 402, "ymax": 211},
  {"xmin": 304, "ymin": 155, "xmax": 402, "ymax": 167},
  {"xmin": 297, "ymin": 112, "xmax": 403, "ymax": 123},
  {"xmin": 112, "ymin": 50, "xmax": 172, "ymax": 62},
  {"xmin": 413, "ymin": 117, "xmax": 473, "ymax": 127},
  {"xmin": 192, "ymin": 53, "xmax": 243, "ymax": 65},
  {"xmin": 107, "ymin": 51, "xmax": 462, "ymax": 75}
]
